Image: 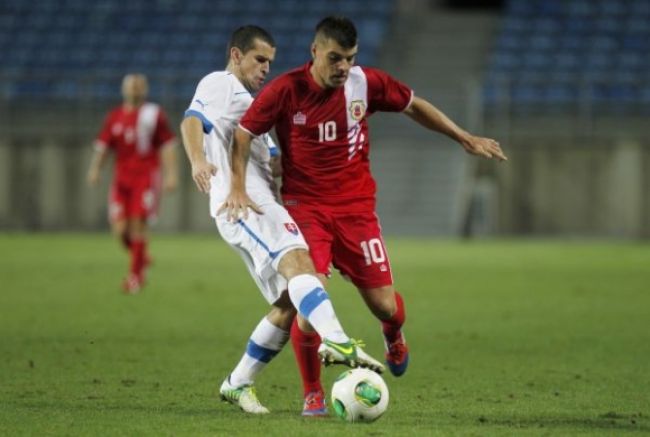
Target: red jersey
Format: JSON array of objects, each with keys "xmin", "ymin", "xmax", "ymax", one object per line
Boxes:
[
  {"xmin": 239, "ymin": 63, "xmax": 413, "ymax": 212},
  {"xmin": 96, "ymin": 102, "xmax": 175, "ymax": 185}
]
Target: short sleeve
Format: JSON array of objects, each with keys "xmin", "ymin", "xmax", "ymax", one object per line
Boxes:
[
  {"xmin": 184, "ymin": 73, "xmax": 233, "ymax": 134},
  {"xmin": 239, "ymin": 80, "xmax": 284, "ymax": 136},
  {"xmin": 365, "ymin": 68, "xmax": 413, "ymax": 113}
]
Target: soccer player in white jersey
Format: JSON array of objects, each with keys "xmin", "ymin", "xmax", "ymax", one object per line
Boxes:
[{"xmin": 180, "ymin": 25, "xmax": 384, "ymax": 415}]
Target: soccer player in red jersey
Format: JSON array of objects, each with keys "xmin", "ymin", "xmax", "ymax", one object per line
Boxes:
[
  {"xmin": 221, "ymin": 16, "xmax": 507, "ymax": 415},
  {"xmin": 87, "ymin": 74, "xmax": 178, "ymax": 294}
]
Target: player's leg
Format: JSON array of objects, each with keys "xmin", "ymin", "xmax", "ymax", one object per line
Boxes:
[
  {"xmin": 110, "ymin": 218, "xmax": 129, "ymax": 249},
  {"xmin": 289, "ymin": 273, "xmax": 329, "ymax": 413},
  {"xmin": 216, "ymin": 240, "xmax": 294, "ymax": 413},
  {"xmin": 121, "ymin": 217, "xmax": 147, "ymax": 293},
  {"xmin": 358, "ymin": 285, "xmax": 409, "ymax": 377},
  {"xmin": 122, "ymin": 179, "xmax": 158, "ymax": 292},
  {"xmin": 284, "ymin": 207, "xmax": 332, "ymax": 413},
  {"xmin": 108, "ymin": 182, "xmax": 129, "ymax": 250},
  {"xmin": 290, "ymin": 313, "xmax": 326, "ymax": 415},
  {"xmin": 277, "ymin": 249, "xmax": 384, "ymax": 373},
  {"xmin": 108, "ymin": 182, "xmax": 140, "ymax": 292},
  {"xmin": 331, "ymin": 212, "xmax": 409, "ymax": 376},
  {"xmin": 221, "ymin": 292, "xmax": 295, "ymax": 414}
]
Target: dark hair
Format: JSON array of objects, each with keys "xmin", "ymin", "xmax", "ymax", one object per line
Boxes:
[
  {"xmin": 315, "ymin": 16, "xmax": 357, "ymax": 48},
  {"xmin": 227, "ymin": 25, "xmax": 275, "ymax": 63}
]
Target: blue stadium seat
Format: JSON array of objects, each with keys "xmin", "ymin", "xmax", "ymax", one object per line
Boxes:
[
  {"xmin": 484, "ymin": 0, "xmax": 650, "ymax": 110},
  {"xmin": 0, "ymin": 0, "xmax": 395, "ymax": 100}
]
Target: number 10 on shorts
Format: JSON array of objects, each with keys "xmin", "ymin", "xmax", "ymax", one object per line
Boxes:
[{"xmin": 360, "ymin": 238, "xmax": 386, "ymax": 266}]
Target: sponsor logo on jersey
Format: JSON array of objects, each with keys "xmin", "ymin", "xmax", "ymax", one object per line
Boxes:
[
  {"xmin": 284, "ymin": 222, "xmax": 299, "ymax": 235},
  {"xmin": 348, "ymin": 100, "xmax": 366, "ymax": 121},
  {"xmin": 293, "ymin": 111, "xmax": 307, "ymax": 125}
]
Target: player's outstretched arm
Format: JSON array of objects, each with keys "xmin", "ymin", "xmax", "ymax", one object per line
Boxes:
[
  {"xmin": 218, "ymin": 126, "xmax": 262, "ymax": 222},
  {"xmin": 86, "ymin": 146, "xmax": 109, "ymax": 187},
  {"xmin": 161, "ymin": 139, "xmax": 179, "ymax": 193},
  {"xmin": 403, "ymin": 95, "xmax": 507, "ymax": 161},
  {"xmin": 180, "ymin": 115, "xmax": 217, "ymax": 193}
]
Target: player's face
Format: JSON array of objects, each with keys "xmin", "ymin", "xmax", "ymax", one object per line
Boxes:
[
  {"xmin": 235, "ymin": 39, "xmax": 276, "ymax": 92},
  {"xmin": 121, "ymin": 74, "xmax": 148, "ymax": 106},
  {"xmin": 311, "ymin": 38, "xmax": 358, "ymax": 88}
]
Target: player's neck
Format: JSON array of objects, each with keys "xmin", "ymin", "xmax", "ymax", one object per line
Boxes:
[
  {"xmin": 227, "ymin": 64, "xmax": 252, "ymax": 93},
  {"xmin": 308, "ymin": 64, "xmax": 327, "ymax": 89},
  {"xmin": 123, "ymin": 101, "xmax": 143, "ymax": 111}
]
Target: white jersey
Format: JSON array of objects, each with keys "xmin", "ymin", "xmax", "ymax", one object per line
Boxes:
[
  {"xmin": 185, "ymin": 71, "xmax": 280, "ymax": 217},
  {"xmin": 185, "ymin": 70, "xmax": 308, "ymax": 304}
]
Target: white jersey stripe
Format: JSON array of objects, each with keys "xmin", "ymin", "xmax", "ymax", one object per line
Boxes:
[
  {"xmin": 344, "ymin": 67, "xmax": 368, "ymax": 161},
  {"xmin": 136, "ymin": 103, "xmax": 159, "ymax": 155}
]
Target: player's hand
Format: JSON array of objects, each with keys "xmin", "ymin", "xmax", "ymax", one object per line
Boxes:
[
  {"xmin": 191, "ymin": 160, "xmax": 217, "ymax": 193},
  {"xmin": 460, "ymin": 135, "xmax": 508, "ymax": 161},
  {"xmin": 218, "ymin": 189, "xmax": 263, "ymax": 222}
]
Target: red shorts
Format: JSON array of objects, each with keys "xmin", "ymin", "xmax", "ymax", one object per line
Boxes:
[
  {"xmin": 108, "ymin": 171, "xmax": 161, "ymax": 222},
  {"xmin": 286, "ymin": 205, "xmax": 393, "ymax": 289}
]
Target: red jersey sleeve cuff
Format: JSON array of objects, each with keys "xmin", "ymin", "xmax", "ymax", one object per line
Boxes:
[
  {"xmin": 237, "ymin": 123, "xmax": 260, "ymax": 137},
  {"xmin": 401, "ymin": 90, "xmax": 415, "ymax": 112},
  {"xmin": 94, "ymin": 140, "xmax": 108, "ymax": 151}
]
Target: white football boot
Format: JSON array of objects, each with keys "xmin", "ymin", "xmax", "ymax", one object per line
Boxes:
[{"xmin": 219, "ymin": 376, "xmax": 269, "ymax": 414}]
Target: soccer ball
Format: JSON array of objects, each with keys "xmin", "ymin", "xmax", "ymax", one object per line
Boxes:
[{"xmin": 331, "ymin": 368, "xmax": 389, "ymax": 423}]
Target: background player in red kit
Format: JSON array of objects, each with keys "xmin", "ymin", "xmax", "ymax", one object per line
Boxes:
[
  {"xmin": 221, "ymin": 16, "xmax": 507, "ymax": 415},
  {"xmin": 87, "ymin": 73, "xmax": 178, "ymax": 293}
]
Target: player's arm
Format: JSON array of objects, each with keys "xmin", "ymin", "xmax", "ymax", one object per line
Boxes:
[
  {"xmin": 161, "ymin": 139, "xmax": 179, "ymax": 192},
  {"xmin": 86, "ymin": 143, "xmax": 109, "ymax": 186},
  {"xmin": 270, "ymin": 155, "xmax": 282, "ymax": 178},
  {"xmin": 180, "ymin": 115, "xmax": 216, "ymax": 193},
  {"xmin": 218, "ymin": 126, "xmax": 262, "ymax": 221},
  {"xmin": 403, "ymin": 96, "xmax": 507, "ymax": 161}
]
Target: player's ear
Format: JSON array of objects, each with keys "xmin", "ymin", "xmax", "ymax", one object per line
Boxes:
[
  {"xmin": 310, "ymin": 42, "xmax": 317, "ymax": 60},
  {"xmin": 231, "ymin": 47, "xmax": 242, "ymax": 65}
]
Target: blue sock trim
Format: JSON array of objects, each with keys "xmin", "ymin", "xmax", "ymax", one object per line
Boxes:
[
  {"xmin": 246, "ymin": 339, "xmax": 279, "ymax": 363},
  {"xmin": 299, "ymin": 287, "xmax": 329, "ymax": 319}
]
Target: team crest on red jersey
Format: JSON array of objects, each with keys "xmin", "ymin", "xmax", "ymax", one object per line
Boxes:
[
  {"xmin": 284, "ymin": 222, "xmax": 299, "ymax": 235},
  {"xmin": 349, "ymin": 100, "xmax": 366, "ymax": 121},
  {"xmin": 292, "ymin": 111, "xmax": 307, "ymax": 125}
]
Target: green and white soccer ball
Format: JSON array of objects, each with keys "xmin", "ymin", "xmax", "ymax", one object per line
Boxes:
[{"xmin": 331, "ymin": 368, "xmax": 389, "ymax": 423}]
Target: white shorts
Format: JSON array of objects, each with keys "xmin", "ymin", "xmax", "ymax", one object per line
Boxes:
[{"xmin": 216, "ymin": 202, "xmax": 308, "ymax": 304}]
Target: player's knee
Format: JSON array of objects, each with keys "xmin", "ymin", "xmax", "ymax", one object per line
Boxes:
[
  {"xmin": 361, "ymin": 286, "xmax": 397, "ymax": 320},
  {"xmin": 127, "ymin": 218, "xmax": 147, "ymax": 239},
  {"xmin": 278, "ymin": 248, "xmax": 316, "ymax": 279},
  {"xmin": 268, "ymin": 303, "xmax": 296, "ymax": 331}
]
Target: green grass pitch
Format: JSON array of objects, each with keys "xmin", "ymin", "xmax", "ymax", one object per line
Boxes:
[{"xmin": 1, "ymin": 234, "xmax": 649, "ymax": 436}]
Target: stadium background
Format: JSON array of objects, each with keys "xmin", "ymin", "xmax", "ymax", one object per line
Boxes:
[
  {"xmin": 2, "ymin": 0, "xmax": 648, "ymax": 238},
  {"xmin": 1, "ymin": 1, "xmax": 649, "ymax": 435}
]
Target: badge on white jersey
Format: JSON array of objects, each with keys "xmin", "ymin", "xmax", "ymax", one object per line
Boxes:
[{"xmin": 348, "ymin": 100, "xmax": 366, "ymax": 121}]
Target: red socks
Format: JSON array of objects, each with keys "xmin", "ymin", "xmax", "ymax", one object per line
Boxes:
[
  {"xmin": 382, "ymin": 291, "xmax": 406, "ymax": 343},
  {"xmin": 290, "ymin": 318, "xmax": 323, "ymax": 396},
  {"xmin": 291, "ymin": 291, "xmax": 405, "ymax": 396},
  {"xmin": 129, "ymin": 239, "xmax": 146, "ymax": 278}
]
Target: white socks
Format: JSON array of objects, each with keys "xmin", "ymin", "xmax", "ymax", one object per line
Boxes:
[
  {"xmin": 229, "ymin": 317, "xmax": 289, "ymax": 387},
  {"xmin": 287, "ymin": 274, "xmax": 348, "ymax": 343}
]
